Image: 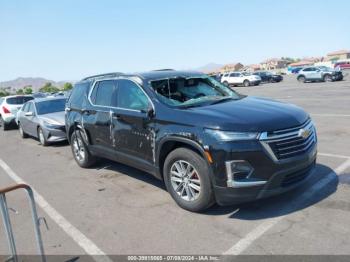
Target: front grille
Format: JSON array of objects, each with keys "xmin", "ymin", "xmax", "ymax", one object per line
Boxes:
[
  {"xmin": 281, "ymin": 163, "xmax": 314, "ymax": 187},
  {"xmin": 260, "ymin": 120, "xmax": 317, "ymax": 161},
  {"xmin": 58, "ymin": 126, "xmax": 66, "ymax": 132}
]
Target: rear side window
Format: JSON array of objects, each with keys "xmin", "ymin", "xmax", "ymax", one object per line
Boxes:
[
  {"xmin": 68, "ymin": 82, "xmax": 90, "ymax": 109},
  {"xmin": 6, "ymin": 96, "xmax": 33, "ymax": 105},
  {"xmin": 92, "ymin": 80, "xmax": 117, "ymax": 107}
]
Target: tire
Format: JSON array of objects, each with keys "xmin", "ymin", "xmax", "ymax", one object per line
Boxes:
[
  {"xmin": 298, "ymin": 76, "xmax": 306, "ymax": 83},
  {"xmin": 38, "ymin": 127, "xmax": 49, "ymax": 146},
  {"xmin": 1, "ymin": 117, "xmax": 9, "ymax": 131},
  {"xmin": 163, "ymin": 148, "xmax": 215, "ymax": 212},
  {"xmin": 323, "ymin": 74, "xmax": 332, "ymax": 82},
  {"xmin": 223, "ymin": 81, "xmax": 229, "ymax": 87},
  {"xmin": 18, "ymin": 123, "xmax": 28, "ymax": 138},
  {"xmin": 70, "ymin": 130, "xmax": 96, "ymax": 168},
  {"xmin": 243, "ymin": 80, "xmax": 250, "ymax": 87}
]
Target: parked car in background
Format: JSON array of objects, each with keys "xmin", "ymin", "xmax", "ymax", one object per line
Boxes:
[
  {"xmin": 291, "ymin": 67, "xmax": 304, "ymax": 74},
  {"xmin": 334, "ymin": 61, "xmax": 350, "ymax": 70},
  {"xmin": 0, "ymin": 95, "xmax": 34, "ymax": 130},
  {"xmin": 253, "ymin": 71, "xmax": 283, "ymax": 83},
  {"xmin": 208, "ymin": 74, "xmax": 222, "ymax": 82},
  {"xmin": 221, "ymin": 72, "xmax": 261, "ymax": 87},
  {"xmin": 297, "ymin": 66, "xmax": 343, "ymax": 83},
  {"xmin": 66, "ymin": 70, "xmax": 317, "ymax": 212},
  {"xmin": 17, "ymin": 97, "xmax": 67, "ymax": 146}
]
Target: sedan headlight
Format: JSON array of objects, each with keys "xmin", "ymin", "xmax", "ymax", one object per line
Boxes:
[
  {"xmin": 205, "ymin": 129, "xmax": 259, "ymax": 141},
  {"xmin": 43, "ymin": 121, "xmax": 62, "ymax": 129}
]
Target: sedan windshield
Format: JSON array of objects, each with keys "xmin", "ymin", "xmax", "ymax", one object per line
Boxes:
[
  {"xmin": 36, "ymin": 99, "xmax": 66, "ymax": 115},
  {"xmin": 151, "ymin": 76, "xmax": 241, "ymax": 108}
]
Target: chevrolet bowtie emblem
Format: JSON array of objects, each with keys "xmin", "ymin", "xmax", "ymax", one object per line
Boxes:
[{"xmin": 298, "ymin": 128, "xmax": 311, "ymax": 139}]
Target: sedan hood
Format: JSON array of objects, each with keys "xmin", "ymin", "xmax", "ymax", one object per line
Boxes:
[
  {"xmin": 39, "ymin": 111, "xmax": 65, "ymax": 125},
  {"xmin": 183, "ymin": 96, "xmax": 309, "ymax": 132}
]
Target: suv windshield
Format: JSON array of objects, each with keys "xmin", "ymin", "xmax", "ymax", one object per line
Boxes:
[
  {"xmin": 6, "ymin": 96, "xmax": 33, "ymax": 105},
  {"xmin": 36, "ymin": 99, "xmax": 66, "ymax": 115},
  {"xmin": 151, "ymin": 76, "xmax": 240, "ymax": 108}
]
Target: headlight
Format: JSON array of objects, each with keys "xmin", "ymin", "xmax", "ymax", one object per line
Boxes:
[
  {"xmin": 43, "ymin": 121, "xmax": 62, "ymax": 129},
  {"xmin": 205, "ymin": 129, "xmax": 259, "ymax": 141}
]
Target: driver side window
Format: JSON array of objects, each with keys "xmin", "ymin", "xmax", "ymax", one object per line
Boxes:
[{"xmin": 117, "ymin": 79, "xmax": 149, "ymax": 111}]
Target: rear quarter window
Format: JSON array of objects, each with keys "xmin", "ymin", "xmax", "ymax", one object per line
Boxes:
[{"xmin": 68, "ymin": 82, "xmax": 90, "ymax": 109}]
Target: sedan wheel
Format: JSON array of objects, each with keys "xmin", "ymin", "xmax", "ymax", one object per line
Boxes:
[
  {"xmin": 38, "ymin": 127, "xmax": 48, "ymax": 146},
  {"xmin": 170, "ymin": 160, "xmax": 201, "ymax": 202}
]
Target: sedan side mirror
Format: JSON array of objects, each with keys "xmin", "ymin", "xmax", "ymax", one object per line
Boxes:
[{"xmin": 25, "ymin": 112, "xmax": 34, "ymax": 117}]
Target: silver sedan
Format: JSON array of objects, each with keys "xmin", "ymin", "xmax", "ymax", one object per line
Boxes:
[{"xmin": 17, "ymin": 98, "xmax": 67, "ymax": 146}]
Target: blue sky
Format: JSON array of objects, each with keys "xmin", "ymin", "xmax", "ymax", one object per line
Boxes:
[{"xmin": 0, "ymin": 0, "xmax": 349, "ymax": 81}]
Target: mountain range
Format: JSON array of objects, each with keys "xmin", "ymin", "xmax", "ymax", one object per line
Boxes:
[
  {"xmin": 0, "ymin": 77, "xmax": 70, "ymax": 92},
  {"xmin": 0, "ymin": 63, "xmax": 224, "ymax": 93}
]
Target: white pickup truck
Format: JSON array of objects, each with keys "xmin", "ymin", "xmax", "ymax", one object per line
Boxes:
[{"xmin": 221, "ymin": 72, "xmax": 261, "ymax": 87}]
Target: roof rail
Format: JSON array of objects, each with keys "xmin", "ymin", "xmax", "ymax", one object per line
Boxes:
[
  {"xmin": 81, "ymin": 72, "xmax": 124, "ymax": 81},
  {"xmin": 152, "ymin": 69, "xmax": 175, "ymax": 71}
]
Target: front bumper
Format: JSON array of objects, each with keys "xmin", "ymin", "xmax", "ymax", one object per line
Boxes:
[
  {"xmin": 209, "ymin": 139, "xmax": 317, "ymax": 206},
  {"xmin": 43, "ymin": 126, "xmax": 67, "ymax": 142}
]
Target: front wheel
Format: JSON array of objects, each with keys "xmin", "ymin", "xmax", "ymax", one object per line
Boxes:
[
  {"xmin": 243, "ymin": 80, "xmax": 250, "ymax": 87},
  {"xmin": 38, "ymin": 127, "xmax": 49, "ymax": 146},
  {"xmin": 298, "ymin": 76, "xmax": 306, "ymax": 83},
  {"xmin": 223, "ymin": 81, "xmax": 229, "ymax": 87},
  {"xmin": 70, "ymin": 131, "xmax": 96, "ymax": 168},
  {"xmin": 163, "ymin": 148, "xmax": 215, "ymax": 212}
]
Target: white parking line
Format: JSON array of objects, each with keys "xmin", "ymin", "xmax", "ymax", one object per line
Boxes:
[
  {"xmin": 223, "ymin": 159, "xmax": 350, "ymax": 255},
  {"xmin": 318, "ymin": 152, "xmax": 350, "ymax": 159},
  {"xmin": 0, "ymin": 158, "xmax": 112, "ymax": 262}
]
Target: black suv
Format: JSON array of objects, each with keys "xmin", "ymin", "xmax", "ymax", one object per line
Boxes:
[
  {"xmin": 253, "ymin": 71, "xmax": 283, "ymax": 83},
  {"xmin": 66, "ymin": 70, "xmax": 317, "ymax": 212}
]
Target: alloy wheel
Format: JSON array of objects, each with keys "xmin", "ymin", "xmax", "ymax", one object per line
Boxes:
[
  {"xmin": 39, "ymin": 129, "xmax": 45, "ymax": 144},
  {"xmin": 72, "ymin": 134, "xmax": 86, "ymax": 162},
  {"xmin": 170, "ymin": 160, "xmax": 201, "ymax": 202}
]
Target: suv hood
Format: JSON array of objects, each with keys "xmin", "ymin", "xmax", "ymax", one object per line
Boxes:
[{"xmin": 184, "ymin": 96, "xmax": 309, "ymax": 132}]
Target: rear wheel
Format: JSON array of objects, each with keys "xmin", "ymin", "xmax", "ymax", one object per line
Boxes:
[
  {"xmin": 163, "ymin": 148, "xmax": 215, "ymax": 212},
  {"xmin": 70, "ymin": 131, "xmax": 96, "ymax": 168},
  {"xmin": 243, "ymin": 80, "xmax": 250, "ymax": 87},
  {"xmin": 18, "ymin": 123, "xmax": 28, "ymax": 138},
  {"xmin": 38, "ymin": 127, "xmax": 49, "ymax": 146}
]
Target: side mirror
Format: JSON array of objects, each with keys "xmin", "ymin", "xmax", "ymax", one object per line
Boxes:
[
  {"xmin": 142, "ymin": 105, "xmax": 155, "ymax": 118},
  {"xmin": 25, "ymin": 112, "xmax": 34, "ymax": 117}
]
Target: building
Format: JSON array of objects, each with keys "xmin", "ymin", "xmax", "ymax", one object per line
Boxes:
[
  {"xmin": 220, "ymin": 63, "xmax": 244, "ymax": 72},
  {"xmin": 327, "ymin": 50, "xmax": 350, "ymax": 61},
  {"xmin": 260, "ymin": 58, "xmax": 289, "ymax": 70},
  {"xmin": 242, "ymin": 64, "xmax": 261, "ymax": 72}
]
